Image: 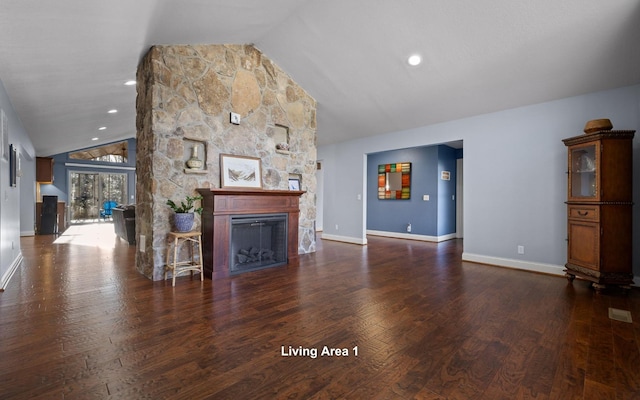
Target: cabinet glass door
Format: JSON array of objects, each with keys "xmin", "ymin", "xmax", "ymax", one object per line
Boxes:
[{"xmin": 570, "ymin": 144, "xmax": 597, "ymax": 199}]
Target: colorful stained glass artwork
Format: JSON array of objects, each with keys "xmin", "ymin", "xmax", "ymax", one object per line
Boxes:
[{"xmin": 378, "ymin": 162, "xmax": 411, "ymax": 200}]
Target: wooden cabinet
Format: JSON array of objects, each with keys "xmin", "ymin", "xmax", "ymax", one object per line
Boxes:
[
  {"xmin": 36, "ymin": 157, "xmax": 54, "ymax": 183},
  {"xmin": 563, "ymin": 130, "xmax": 635, "ymax": 290}
]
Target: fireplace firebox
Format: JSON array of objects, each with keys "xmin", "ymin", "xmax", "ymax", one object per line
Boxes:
[
  {"xmin": 197, "ymin": 188, "xmax": 304, "ymax": 279},
  {"xmin": 230, "ymin": 213, "xmax": 287, "ymax": 274}
]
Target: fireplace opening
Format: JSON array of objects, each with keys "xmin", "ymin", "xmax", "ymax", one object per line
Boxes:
[{"xmin": 229, "ymin": 213, "xmax": 288, "ymax": 274}]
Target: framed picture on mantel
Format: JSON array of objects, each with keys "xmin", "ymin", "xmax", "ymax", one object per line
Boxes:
[
  {"xmin": 288, "ymin": 178, "xmax": 300, "ymax": 191},
  {"xmin": 220, "ymin": 154, "xmax": 263, "ymax": 189}
]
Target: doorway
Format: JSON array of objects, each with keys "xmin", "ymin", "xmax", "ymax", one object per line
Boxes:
[{"xmin": 69, "ymin": 172, "xmax": 127, "ymax": 223}]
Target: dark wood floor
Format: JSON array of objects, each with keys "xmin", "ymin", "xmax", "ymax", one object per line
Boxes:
[{"xmin": 1, "ymin": 225, "xmax": 639, "ymax": 399}]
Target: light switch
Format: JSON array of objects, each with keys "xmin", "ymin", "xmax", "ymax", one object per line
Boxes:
[
  {"xmin": 230, "ymin": 112, "xmax": 241, "ymax": 125},
  {"xmin": 423, "ymin": 194, "xmax": 429, "ymax": 201}
]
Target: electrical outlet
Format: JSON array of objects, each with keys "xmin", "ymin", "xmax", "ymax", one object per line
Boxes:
[
  {"xmin": 517, "ymin": 245, "xmax": 524, "ymax": 255},
  {"xmin": 139, "ymin": 235, "xmax": 146, "ymax": 252},
  {"xmin": 423, "ymin": 194, "xmax": 429, "ymax": 201}
]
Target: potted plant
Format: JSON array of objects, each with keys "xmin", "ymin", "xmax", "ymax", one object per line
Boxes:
[{"xmin": 166, "ymin": 194, "xmax": 203, "ymax": 232}]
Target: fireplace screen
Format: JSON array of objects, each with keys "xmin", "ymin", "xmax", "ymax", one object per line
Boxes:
[{"xmin": 229, "ymin": 213, "xmax": 288, "ymax": 274}]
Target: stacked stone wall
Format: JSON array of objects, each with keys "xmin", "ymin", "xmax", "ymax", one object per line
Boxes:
[{"xmin": 136, "ymin": 44, "xmax": 317, "ymax": 280}]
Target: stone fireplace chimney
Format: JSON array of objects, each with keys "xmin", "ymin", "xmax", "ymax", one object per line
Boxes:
[{"xmin": 135, "ymin": 44, "xmax": 317, "ymax": 280}]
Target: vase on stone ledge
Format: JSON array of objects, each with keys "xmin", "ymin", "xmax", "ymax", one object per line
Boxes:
[{"xmin": 186, "ymin": 145, "xmax": 203, "ymax": 169}]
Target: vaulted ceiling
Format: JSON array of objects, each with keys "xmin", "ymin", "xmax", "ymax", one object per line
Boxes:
[{"xmin": 0, "ymin": 0, "xmax": 639, "ymax": 156}]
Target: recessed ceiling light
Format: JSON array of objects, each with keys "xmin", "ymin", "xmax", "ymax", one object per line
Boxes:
[
  {"xmin": 124, "ymin": 80, "xmax": 136, "ymax": 86},
  {"xmin": 92, "ymin": 137, "xmax": 99, "ymax": 141},
  {"xmin": 98, "ymin": 126, "xmax": 107, "ymax": 131},
  {"xmin": 108, "ymin": 109, "xmax": 118, "ymax": 114},
  {"xmin": 407, "ymin": 54, "xmax": 422, "ymax": 66}
]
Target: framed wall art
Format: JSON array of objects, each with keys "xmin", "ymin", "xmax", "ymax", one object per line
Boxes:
[
  {"xmin": 378, "ymin": 162, "xmax": 411, "ymax": 199},
  {"xmin": 9, "ymin": 144, "xmax": 17, "ymax": 187},
  {"xmin": 288, "ymin": 178, "xmax": 300, "ymax": 191},
  {"xmin": 1, "ymin": 109, "xmax": 7, "ymax": 161},
  {"xmin": 220, "ymin": 154, "xmax": 263, "ymax": 189}
]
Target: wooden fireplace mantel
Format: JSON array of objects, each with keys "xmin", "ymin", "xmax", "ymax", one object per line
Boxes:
[{"xmin": 196, "ymin": 188, "xmax": 305, "ymax": 278}]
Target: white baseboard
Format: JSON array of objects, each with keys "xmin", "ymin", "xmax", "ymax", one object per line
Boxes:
[
  {"xmin": 367, "ymin": 230, "xmax": 457, "ymax": 243},
  {"xmin": 317, "ymin": 236, "xmax": 639, "ymax": 287},
  {"xmin": 462, "ymin": 252, "xmax": 565, "ymax": 277},
  {"xmin": 463, "ymin": 254, "xmax": 639, "ymax": 287},
  {"xmin": 1, "ymin": 253, "xmax": 23, "ymax": 291},
  {"xmin": 20, "ymin": 230, "xmax": 35, "ymax": 237},
  {"xmin": 320, "ymin": 233, "xmax": 367, "ymax": 245}
]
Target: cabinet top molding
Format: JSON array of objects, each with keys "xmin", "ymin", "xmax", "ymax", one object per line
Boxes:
[{"xmin": 562, "ymin": 130, "xmax": 635, "ymax": 146}]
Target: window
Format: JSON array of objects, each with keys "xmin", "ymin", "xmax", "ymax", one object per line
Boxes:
[
  {"xmin": 69, "ymin": 172, "xmax": 127, "ymax": 222},
  {"xmin": 69, "ymin": 141, "xmax": 128, "ymax": 163}
]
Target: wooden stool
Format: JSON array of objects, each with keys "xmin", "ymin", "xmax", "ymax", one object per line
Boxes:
[{"xmin": 164, "ymin": 231, "xmax": 204, "ymax": 286}]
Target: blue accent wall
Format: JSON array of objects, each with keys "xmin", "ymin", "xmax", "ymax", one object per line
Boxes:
[
  {"xmin": 367, "ymin": 144, "xmax": 459, "ymax": 237},
  {"xmin": 40, "ymin": 138, "xmax": 136, "ymax": 204}
]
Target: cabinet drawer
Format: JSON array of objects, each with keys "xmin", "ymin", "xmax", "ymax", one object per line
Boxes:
[{"xmin": 568, "ymin": 205, "xmax": 599, "ymax": 221}]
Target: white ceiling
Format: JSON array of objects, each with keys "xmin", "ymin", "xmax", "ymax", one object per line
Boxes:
[{"xmin": 0, "ymin": 0, "xmax": 639, "ymax": 156}]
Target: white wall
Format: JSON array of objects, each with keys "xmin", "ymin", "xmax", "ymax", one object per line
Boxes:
[
  {"xmin": 318, "ymin": 84, "xmax": 640, "ymax": 279},
  {"xmin": 0, "ymin": 77, "xmax": 35, "ymax": 290}
]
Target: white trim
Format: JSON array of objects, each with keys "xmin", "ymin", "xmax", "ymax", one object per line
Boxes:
[
  {"xmin": 1, "ymin": 253, "xmax": 22, "ymax": 291},
  {"xmin": 20, "ymin": 230, "xmax": 35, "ymax": 237},
  {"xmin": 64, "ymin": 162, "xmax": 135, "ymax": 171},
  {"xmin": 462, "ymin": 252, "xmax": 565, "ymax": 276},
  {"xmin": 464, "ymin": 253, "xmax": 640, "ymax": 287},
  {"xmin": 321, "ymin": 233, "xmax": 367, "ymax": 245},
  {"xmin": 367, "ymin": 230, "xmax": 457, "ymax": 243},
  {"xmin": 456, "ymin": 158, "xmax": 463, "ymax": 238}
]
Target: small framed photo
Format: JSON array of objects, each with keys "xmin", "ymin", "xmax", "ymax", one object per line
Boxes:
[
  {"xmin": 9, "ymin": 144, "xmax": 17, "ymax": 187},
  {"xmin": 1, "ymin": 109, "xmax": 8, "ymax": 161},
  {"xmin": 288, "ymin": 178, "xmax": 300, "ymax": 191},
  {"xmin": 220, "ymin": 154, "xmax": 262, "ymax": 189}
]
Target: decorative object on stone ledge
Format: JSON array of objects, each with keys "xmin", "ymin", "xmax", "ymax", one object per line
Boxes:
[
  {"xmin": 583, "ymin": 118, "xmax": 613, "ymax": 134},
  {"xmin": 166, "ymin": 195, "xmax": 203, "ymax": 232},
  {"xmin": 276, "ymin": 142, "xmax": 289, "ymax": 151},
  {"xmin": 220, "ymin": 154, "xmax": 263, "ymax": 189},
  {"xmin": 186, "ymin": 144, "xmax": 203, "ymax": 170}
]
